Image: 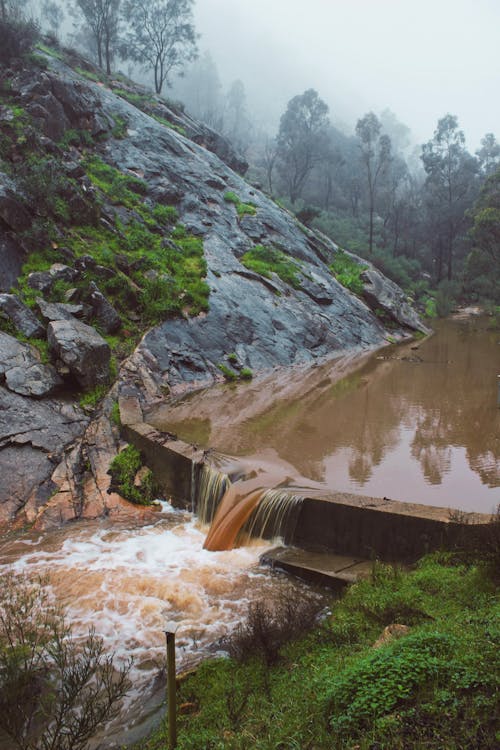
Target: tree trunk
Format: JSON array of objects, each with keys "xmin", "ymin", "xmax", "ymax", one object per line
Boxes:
[{"xmin": 368, "ymin": 195, "xmax": 374, "ymax": 254}]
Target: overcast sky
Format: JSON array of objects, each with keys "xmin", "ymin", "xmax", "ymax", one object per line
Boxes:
[{"xmin": 193, "ymin": 0, "xmax": 500, "ymax": 149}]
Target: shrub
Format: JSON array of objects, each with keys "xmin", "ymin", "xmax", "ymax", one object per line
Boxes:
[
  {"xmin": 218, "ymin": 363, "xmax": 238, "ymax": 381},
  {"xmin": 241, "ymin": 244, "xmax": 302, "ymax": 289},
  {"xmin": 222, "ymin": 592, "xmax": 323, "ymax": 666},
  {"xmin": 108, "ymin": 445, "xmax": 160, "ymax": 505},
  {"xmin": 0, "ymin": 572, "xmax": 130, "ymax": 750},
  {"xmin": 0, "ymin": 18, "xmax": 39, "ymax": 65},
  {"xmin": 224, "ymin": 191, "xmax": 257, "ymax": 217},
  {"xmin": 330, "ymin": 249, "xmax": 366, "ymax": 294}
]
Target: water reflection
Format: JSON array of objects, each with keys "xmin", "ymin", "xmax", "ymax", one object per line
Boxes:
[{"xmin": 149, "ymin": 317, "xmax": 500, "ymax": 512}]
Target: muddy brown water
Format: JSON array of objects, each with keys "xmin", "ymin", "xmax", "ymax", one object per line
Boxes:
[{"xmin": 150, "ymin": 316, "xmax": 500, "ymax": 515}]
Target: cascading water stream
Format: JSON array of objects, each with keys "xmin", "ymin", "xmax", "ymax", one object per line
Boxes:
[{"xmin": 196, "ymin": 461, "xmax": 304, "ymax": 551}]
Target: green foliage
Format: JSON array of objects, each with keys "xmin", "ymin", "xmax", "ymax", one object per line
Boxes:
[
  {"xmin": 0, "ymin": 572, "xmax": 131, "ymax": 750},
  {"xmin": 84, "ymin": 155, "xmax": 147, "ymax": 206},
  {"xmin": 224, "ymin": 191, "xmax": 257, "ymax": 217},
  {"xmin": 57, "ymin": 128, "xmax": 94, "ymax": 150},
  {"xmin": 35, "ymin": 41, "xmax": 63, "ymax": 60},
  {"xmin": 111, "ymin": 88, "xmax": 153, "ymax": 110},
  {"xmin": 330, "ymin": 249, "xmax": 366, "ymax": 294},
  {"xmin": 111, "ymin": 115, "xmax": 128, "ymax": 139},
  {"xmin": 110, "ymin": 401, "xmax": 121, "ymax": 427},
  {"xmin": 240, "ymin": 367, "xmax": 253, "ymax": 380},
  {"xmin": 108, "ymin": 445, "xmax": 160, "ymax": 505},
  {"xmin": 241, "ymin": 244, "xmax": 302, "ymax": 289},
  {"xmin": 151, "ymin": 114, "xmax": 187, "ymax": 135},
  {"xmin": 218, "ymin": 363, "xmax": 238, "ymax": 381},
  {"xmin": 135, "ymin": 555, "xmax": 499, "ymax": 750},
  {"xmin": 227, "ymin": 352, "xmax": 238, "ymax": 363},
  {"xmin": 79, "ymin": 384, "xmax": 109, "ymax": 410},
  {"xmin": 151, "ymin": 204, "xmax": 178, "ymax": 224},
  {"xmin": 74, "ymin": 66, "xmax": 106, "ymax": 83}
]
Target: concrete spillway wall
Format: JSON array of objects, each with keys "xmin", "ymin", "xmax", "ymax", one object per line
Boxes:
[{"xmin": 122, "ymin": 420, "xmax": 493, "ymax": 562}]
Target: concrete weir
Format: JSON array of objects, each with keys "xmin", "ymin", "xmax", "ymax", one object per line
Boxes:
[{"xmin": 121, "ymin": 416, "xmax": 493, "ymax": 563}]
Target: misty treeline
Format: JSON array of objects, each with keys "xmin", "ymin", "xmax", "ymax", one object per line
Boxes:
[
  {"xmin": 2, "ymin": 0, "xmax": 197, "ymax": 94},
  {"xmin": 181, "ymin": 62, "xmax": 499, "ymax": 310},
  {"xmin": 6, "ymin": 0, "xmax": 500, "ymax": 309}
]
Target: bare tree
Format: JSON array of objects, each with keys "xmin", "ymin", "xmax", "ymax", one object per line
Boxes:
[
  {"xmin": 122, "ymin": 0, "xmax": 197, "ymax": 95},
  {"xmin": 0, "ymin": 572, "xmax": 130, "ymax": 750},
  {"xmin": 71, "ymin": 0, "xmax": 121, "ymax": 74},
  {"xmin": 356, "ymin": 111, "xmax": 392, "ymax": 254}
]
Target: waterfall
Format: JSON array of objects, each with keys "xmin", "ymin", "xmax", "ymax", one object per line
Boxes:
[
  {"xmin": 203, "ymin": 478, "xmax": 304, "ymax": 552},
  {"xmin": 239, "ymin": 489, "xmax": 303, "ymax": 546},
  {"xmin": 194, "ymin": 464, "xmax": 232, "ymax": 524}
]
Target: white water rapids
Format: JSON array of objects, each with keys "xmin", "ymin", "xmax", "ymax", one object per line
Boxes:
[{"xmin": 0, "ymin": 503, "xmax": 317, "ymax": 741}]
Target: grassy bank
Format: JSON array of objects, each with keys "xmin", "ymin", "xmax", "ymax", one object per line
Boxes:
[{"xmin": 134, "ymin": 551, "xmax": 499, "ymax": 750}]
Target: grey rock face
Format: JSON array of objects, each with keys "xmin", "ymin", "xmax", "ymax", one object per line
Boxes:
[
  {"xmin": 47, "ymin": 319, "xmax": 111, "ymax": 389},
  {"xmin": 0, "ymin": 332, "xmax": 62, "ymax": 397},
  {"xmin": 360, "ymin": 266, "xmax": 431, "ymax": 334},
  {"xmin": 0, "ymin": 386, "xmax": 87, "ymax": 523},
  {"xmin": 0, "ymin": 177, "xmax": 32, "ymax": 232},
  {"xmin": 87, "ymin": 282, "xmax": 121, "ymax": 334},
  {"xmin": 37, "ymin": 298, "xmax": 84, "ymax": 322},
  {"xmin": 0, "ymin": 293, "xmax": 45, "ymax": 338},
  {"xmin": 0, "ymin": 234, "xmax": 25, "ymax": 291},
  {"xmin": 5, "ymin": 363, "xmax": 63, "ymax": 398}
]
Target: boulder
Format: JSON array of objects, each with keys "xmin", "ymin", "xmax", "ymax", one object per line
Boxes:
[
  {"xmin": 0, "ymin": 332, "xmax": 62, "ymax": 397},
  {"xmin": 360, "ymin": 266, "xmax": 431, "ymax": 334},
  {"xmin": 0, "ymin": 234, "xmax": 25, "ymax": 292},
  {"xmin": 47, "ymin": 318, "xmax": 111, "ymax": 389},
  {"xmin": 87, "ymin": 282, "xmax": 122, "ymax": 334},
  {"xmin": 27, "ymin": 271, "xmax": 54, "ymax": 294},
  {"xmin": 37, "ymin": 298, "xmax": 84, "ymax": 322},
  {"xmin": 0, "ymin": 178, "xmax": 32, "ymax": 232},
  {"xmin": 5, "ymin": 363, "xmax": 62, "ymax": 398},
  {"xmin": 0, "ymin": 293, "xmax": 45, "ymax": 338}
]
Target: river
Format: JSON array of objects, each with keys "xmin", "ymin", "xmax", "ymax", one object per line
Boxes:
[{"xmin": 149, "ymin": 315, "xmax": 500, "ymax": 514}]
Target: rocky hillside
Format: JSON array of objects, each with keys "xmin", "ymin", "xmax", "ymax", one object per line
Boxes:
[{"xmin": 0, "ymin": 41, "xmax": 427, "ymax": 530}]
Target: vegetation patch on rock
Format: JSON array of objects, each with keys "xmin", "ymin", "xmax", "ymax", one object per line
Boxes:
[{"xmin": 241, "ymin": 244, "xmax": 302, "ymax": 289}]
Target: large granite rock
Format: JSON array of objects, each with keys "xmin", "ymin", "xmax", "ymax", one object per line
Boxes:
[
  {"xmin": 0, "ymin": 234, "xmax": 25, "ymax": 291},
  {"xmin": 0, "ymin": 293, "xmax": 45, "ymax": 338},
  {"xmin": 0, "ymin": 175, "xmax": 32, "ymax": 232},
  {"xmin": 0, "ymin": 331, "xmax": 62, "ymax": 397},
  {"xmin": 0, "ymin": 385, "xmax": 88, "ymax": 525},
  {"xmin": 360, "ymin": 265, "xmax": 431, "ymax": 335},
  {"xmin": 47, "ymin": 318, "xmax": 111, "ymax": 389},
  {"xmin": 87, "ymin": 282, "xmax": 121, "ymax": 334}
]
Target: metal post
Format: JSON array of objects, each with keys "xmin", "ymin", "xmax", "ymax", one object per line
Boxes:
[{"xmin": 164, "ymin": 623, "xmax": 178, "ymax": 749}]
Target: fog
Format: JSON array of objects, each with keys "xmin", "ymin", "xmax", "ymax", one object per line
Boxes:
[{"xmin": 193, "ymin": 0, "xmax": 500, "ymax": 148}]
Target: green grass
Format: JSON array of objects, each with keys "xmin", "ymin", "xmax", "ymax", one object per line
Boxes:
[
  {"xmin": 224, "ymin": 191, "xmax": 257, "ymax": 217},
  {"xmin": 330, "ymin": 249, "xmax": 366, "ymax": 295},
  {"xmin": 241, "ymin": 244, "xmax": 302, "ymax": 289},
  {"xmin": 108, "ymin": 445, "xmax": 160, "ymax": 505},
  {"xmin": 151, "ymin": 114, "xmax": 187, "ymax": 136},
  {"xmin": 134, "ymin": 554, "xmax": 499, "ymax": 750}
]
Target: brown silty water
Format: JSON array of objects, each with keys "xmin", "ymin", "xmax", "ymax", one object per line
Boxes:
[{"xmin": 150, "ymin": 316, "xmax": 500, "ymax": 518}]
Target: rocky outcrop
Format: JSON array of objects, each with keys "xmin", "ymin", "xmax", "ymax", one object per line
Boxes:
[
  {"xmin": 0, "ymin": 51, "xmax": 429, "ymax": 529},
  {"xmin": 0, "ymin": 385, "xmax": 87, "ymax": 525},
  {"xmin": 360, "ymin": 265, "xmax": 430, "ymax": 335},
  {"xmin": 0, "ymin": 174, "xmax": 32, "ymax": 231},
  {"xmin": 0, "ymin": 293, "xmax": 45, "ymax": 338},
  {"xmin": 0, "ymin": 234, "xmax": 25, "ymax": 291},
  {"xmin": 0, "ymin": 332, "xmax": 62, "ymax": 397},
  {"xmin": 47, "ymin": 319, "xmax": 111, "ymax": 389},
  {"xmin": 87, "ymin": 282, "xmax": 121, "ymax": 334}
]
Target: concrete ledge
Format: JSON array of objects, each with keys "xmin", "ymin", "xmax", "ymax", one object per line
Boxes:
[{"xmin": 122, "ymin": 421, "xmax": 494, "ymax": 561}]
